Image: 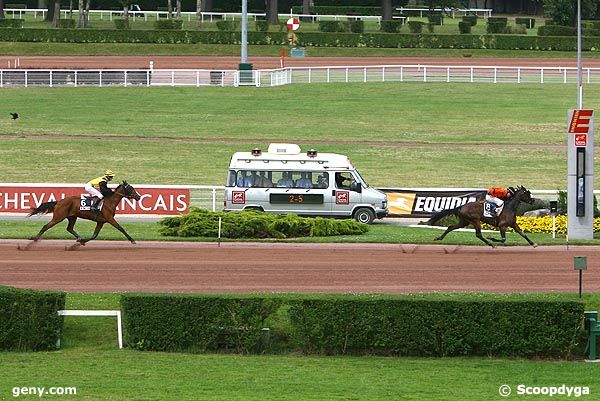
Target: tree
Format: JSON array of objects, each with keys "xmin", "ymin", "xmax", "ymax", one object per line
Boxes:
[
  {"xmin": 120, "ymin": 0, "xmax": 133, "ymax": 22},
  {"xmin": 302, "ymin": 0, "xmax": 311, "ymax": 15},
  {"xmin": 544, "ymin": 0, "xmax": 597, "ymax": 26},
  {"xmin": 51, "ymin": 0, "xmax": 60, "ymax": 28},
  {"xmin": 0, "ymin": 0, "xmax": 5, "ymax": 20},
  {"xmin": 167, "ymin": 0, "xmax": 172, "ymax": 18},
  {"xmin": 265, "ymin": 0, "xmax": 278, "ymax": 25},
  {"xmin": 382, "ymin": 0, "xmax": 392, "ymax": 20},
  {"xmin": 176, "ymin": 0, "xmax": 181, "ymax": 19},
  {"xmin": 196, "ymin": 0, "xmax": 202, "ymax": 29},
  {"xmin": 77, "ymin": 0, "xmax": 84, "ymax": 27}
]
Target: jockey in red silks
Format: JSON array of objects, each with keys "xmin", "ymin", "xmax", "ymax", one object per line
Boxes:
[{"xmin": 485, "ymin": 186, "xmax": 510, "ymax": 217}]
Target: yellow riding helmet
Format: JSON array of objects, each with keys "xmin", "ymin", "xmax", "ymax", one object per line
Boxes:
[{"xmin": 104, "ymin": 170, "xmax": 115, "ymax": 178}]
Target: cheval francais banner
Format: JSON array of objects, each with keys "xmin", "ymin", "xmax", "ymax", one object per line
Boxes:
[
  {"xmin": 0, "ymin": 185, "xmax": 190, "ymax": 215},
  {"xmin": 379, "ymin": 189, "xmax": 486, "ymax": 218}
]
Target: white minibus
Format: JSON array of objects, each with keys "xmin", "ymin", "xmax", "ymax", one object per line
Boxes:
[{"xmin": 223, "ymin": 144, "xmax": 388, "ymax": 224}]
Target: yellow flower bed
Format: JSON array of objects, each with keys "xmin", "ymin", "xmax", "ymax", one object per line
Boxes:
[{"xmin": 483, "ymin": 216, "xmax": 600, "ymax": 234}]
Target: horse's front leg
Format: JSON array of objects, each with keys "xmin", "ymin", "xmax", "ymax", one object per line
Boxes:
[
  {"xmin": 488, "ymin": 227, "xmax": 507, "ymax": 243},
  {"xmin": 78, "ymin": 222, "xmax": 105, "ymax": 245},
  {"xmin": 513, "ymin": 223, "xmax": 537, "ymax": 247},
  {"xmin": 105, "ymin": 216, "xmax": 136, "ymax": 244}
]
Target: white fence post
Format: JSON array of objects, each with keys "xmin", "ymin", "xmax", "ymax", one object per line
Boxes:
[
  {"xmin": 49, "ymin": 70, "xmax": 53, "ymax": 87},
  {"xmin": 25, "ymin": 70, "xmax": 28, "ymax": 87}
]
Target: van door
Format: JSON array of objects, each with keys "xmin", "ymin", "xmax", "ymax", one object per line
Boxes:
[
  {"xmin": 330, "ymin": 171, "xmax": 362, "ymax": 217},
  {"xmin": 266, "ymin": 171, "xmax": 331, "ymax": 215}
]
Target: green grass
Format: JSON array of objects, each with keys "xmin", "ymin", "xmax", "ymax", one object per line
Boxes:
[
  {"xmin": 4, "ymin": 219, "xmax": 600, "ymax": 246},
  {"xmin": 2, "ymin": 292, "xmax": 600, "ymax": 401},
  {"xmin": 0, "ymin": 84, "xmax": 596, "ymax": 188}
]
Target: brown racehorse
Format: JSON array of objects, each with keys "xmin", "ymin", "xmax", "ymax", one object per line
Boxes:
[
  {"xmin": 426, "ymin": 186, "xmax": 537, "ymax": 248},
  {"xmin": 28, "ymin": 181, "xmax": 141, "ymax": 245}
]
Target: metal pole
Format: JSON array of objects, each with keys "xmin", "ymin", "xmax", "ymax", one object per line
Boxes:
[
  {"xmin": 580, "ymin": 269, "xmax": 583, "ymax": 298},
  {"xmin": 241, "ymin": 0, "xmax": 248, "ymax": 64},
  {"xmin": 577, "ymin": 0, "xmax": 583, "ymax": 109}
]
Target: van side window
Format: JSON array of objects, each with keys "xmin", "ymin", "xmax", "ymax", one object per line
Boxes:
[
  {"xmin": 335, "ymin": 172, "xmax": 355, "ymax": 190},
  {"xmin": 294, "ymin": 172, "xmax": 313, "ymax": 189}
]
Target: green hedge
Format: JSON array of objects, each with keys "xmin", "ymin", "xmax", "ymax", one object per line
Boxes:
[
  {"xmin": 0, "ymin": 19, "xmax": 24, "ymax": 28},
  {"xmin": 121, "ymin": 293, "xmax": 584, "ymax": 357},
  {"xmin": 462, "ymin": 15, "xmax": 477, "ymax": 27},
  {"xmin": 427, "ymin": 14, "xmax": 443, "ymax": 26},
  {"xmin": 0, "ymin": 28, "xmax": 288, "ymax": 45},
  {"xmin": 0, "ymin": 286, "xmax": 65, "ymax": 351},
  {"xmin": 458, "ymin": 21, "xmax": 471, "ymax": 34},
  {"xmin": 3, "ymin": 28, "xmax": 600, "ymax": 51},
  {"xmin": 159, "ymin": 208, "xmax": 368, "ymax": 239},
  {"xmin": 291, "ymin": 5, "xmax": 381, "ymax": 15},
  {"xmin": 318, "ymin": 20, "xmax": 348, "ymax": 32},
  {"xmin": 290, "ymin": 295, "xmax": 584, "ymax": 357},
  {"xmin": 255, "ymin": 20, "xmax": 269, "ymax": 32},
  {"xmin": 56, "ymin": 19, "xmax": 76, "ymax": 29},
  {"xmin": 122, "ymin": 294, "xmax": 280, "ymax": 353},
  {"xmin": 380, "ymin": 20, "xmax": 402, "ymax": 33},
  {"xmin": 515, "ymin": 17, "xmax": 535, "ymax": 29},
  {"xmin": 216, "ymin": 20, "xmax": 239, "ymax": 31},
  {"xmin": 114, "ymin": 19, "xmax": 130, "ymax": 30},
  {"xmin": 154, "ymin": 19, "xmax": 183, "ymax": 30},
  {"xmin": 408, "ymin": 21, "xmax": 424, "ymax": 34}
]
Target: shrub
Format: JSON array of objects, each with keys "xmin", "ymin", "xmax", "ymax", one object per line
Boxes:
[
  {"xmin": 458, "ymin": 21, "xmax": 471, "ymax": 34},
  {"xmin": 538, "ymin": 24, "xmax": 577, "ymax": 36},
  {"xmin": 349, "ymin": 20, "xmax": 364, "ymax": 34},
  {"xmin": 426, "ymin": 22, "xmax": 435, "ymax": 33},
  {"xmin": 380, "ymin": 20, "xmax": 402, "ymax": 33},
  {"xmin": 114, "ymin": 19, "xmax": 130, "ymax": 30},
  {"xmin": 255, "ymin": 20, "xmax": 269, "ymax": 32},
  {"xmin": 154, "ymin": 18, "xmax": 183, "ymax": 30},
  {"xmin": 427, "ymin": 14, "xmax": 443, "ymax": 26},
  {"xmin": 0, "ymin": 286, "xmax": 65, "ymax": 351},
  {"xmin": 507, "ymin": 24, "xmax": 527, "ymax": 35},
  {"xmin": 318, "ymin": 20, "xmax": 346, "ymax": 33},
  {"xmin": 0, "ymin": 19, "xmax": 24, "ymax": 28},
  {"xmin": 488, "ymin": 16, "xmax": 508, "ymax": 25},
  {"xmin": 158, "ymin": 208, "xmax": 368, "ymax": 239},
  {"xmin": 515, "ymin": 17, "xmax": 536, "ymax": 29},
  {"xmin": 215, "ymin": 20, "xmax": 239, "ymax": 31},
  {"xmin": 462, "ymin": 15, "xmax": 477, "ymax": 27},
  {"xmin": 487, "ymin": 21, "xmax": 507, "ymax": 34},
  {"xmin": 408, "ymin": 21, "xmax": 424, "ymax": 33},
  {"xmin": 57, "ymin": 19, "xmax": 76, "ymax": 29},
  {"xmin": 121, "ymin": 293, "xmax": 584, "ymax": 357},
  {"xmin": 122, "ymin": 294, "xmax": 281, "ymax": 353}
]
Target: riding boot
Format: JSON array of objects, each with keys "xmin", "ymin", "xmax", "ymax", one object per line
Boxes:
[{"xmin": 91, "ymin": 198, "xmax": 102, "ymax": 211}]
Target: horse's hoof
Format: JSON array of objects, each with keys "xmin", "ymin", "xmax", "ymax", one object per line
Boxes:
[
  {"xmin": 434, "ymin": 237, "xmax": 442, "ymax": 241},
  {"xmin": 28, "ymin": 237, "xmax": 37, "ymax": 241},
  {"xmin": 131, "ymin": 240, "xmax": 137, "ymax": 245},
  {"xmin": 532, "ymin": 243, "xmax": 538, "ymax": 248}
]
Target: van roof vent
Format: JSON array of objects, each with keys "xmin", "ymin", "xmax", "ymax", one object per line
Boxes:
[{"xmin": 267, "ymin": 143, "xmax": 301, "ymax": 155}]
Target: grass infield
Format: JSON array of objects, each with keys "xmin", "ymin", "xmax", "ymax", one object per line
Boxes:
[{"xmin": 0, "ymin": 84, "xmax": 597, "ymax": 189}]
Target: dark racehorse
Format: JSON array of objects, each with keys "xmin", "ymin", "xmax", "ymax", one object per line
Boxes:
[
  {"xmin": 426, "ymin": 186, "xmax": 537, "ymax": 247},
  {"xmin": 28, "ymin": 181, "xmax": 141, "ymax": 245}
]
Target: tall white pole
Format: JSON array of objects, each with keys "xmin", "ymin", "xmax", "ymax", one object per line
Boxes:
[
  {"xmin": 241, "ymin": 0, "xmax": 248, "ymax": 64},
  {"xmin": 577, "ymin": 0, "xmax": 582, "ymax": 108}
]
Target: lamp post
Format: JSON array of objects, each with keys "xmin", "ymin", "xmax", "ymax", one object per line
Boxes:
[
  {"xmin": 577, "ymin": 0, "xmax": 582, "ymax": 109},
  {"xmin": 241, "ymin": 0, "xmax": 247, "ymax": 64}
]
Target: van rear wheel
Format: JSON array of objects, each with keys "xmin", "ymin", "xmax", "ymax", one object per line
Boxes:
[{"xmin": 354, "ymin": 208, "xmax": 375, "ymax": 224}]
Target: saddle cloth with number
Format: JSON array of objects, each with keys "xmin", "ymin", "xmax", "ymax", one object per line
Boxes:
[{"xmin": 80, "ymin": 195, "xmax": 103, "ymax": 211}]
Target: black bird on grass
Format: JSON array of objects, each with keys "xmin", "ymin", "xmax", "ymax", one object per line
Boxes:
[{"xmin": 10, "ymin": 113, "xmax": 19, "ymax": 120}]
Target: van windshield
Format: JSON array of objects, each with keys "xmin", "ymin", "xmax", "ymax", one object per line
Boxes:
[{"xmin": 354, "ymin": 170, "xmax": 369, "ymax": 187}]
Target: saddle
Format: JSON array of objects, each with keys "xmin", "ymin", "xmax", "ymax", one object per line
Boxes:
[
  {"xmin": 80, "ymin": 195, "xmax": 103, "ymax": 211},
  {"xmin": 483, "ymin": 201, "xmax": 503, "ymax": 218}
]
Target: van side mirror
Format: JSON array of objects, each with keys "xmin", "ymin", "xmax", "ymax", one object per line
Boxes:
[{"xmin": 351, "ymin": 182, "xmax": 361, "ymax": 193}]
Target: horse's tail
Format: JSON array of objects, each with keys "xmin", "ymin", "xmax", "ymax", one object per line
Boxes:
[
  {"xmin": 28, "ymin": 202, "xmax": 57, "ymax": 217},
  {"xmin": 426, "ymin": 207, "xmax": 461, "ymax": 225}
]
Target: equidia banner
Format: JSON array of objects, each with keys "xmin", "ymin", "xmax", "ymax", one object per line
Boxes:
[
  {"xmin": 380, "ymin": 189, "xmax": 486, "ymax": 218},
  {"xmin": 0, "ymin": 185, "xmax": 189, "ymax": 215}
]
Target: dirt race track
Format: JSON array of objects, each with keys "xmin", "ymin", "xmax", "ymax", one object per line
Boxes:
[{"xmin": 1, "ymin": 240, "xmax": 600, "ymax": 293}]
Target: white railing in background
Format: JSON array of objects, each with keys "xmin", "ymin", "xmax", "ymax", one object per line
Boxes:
[
  {"xmin": 3, "ymin": 8, "xmax": 386, "ymax": 23},
  {"xmin": 396, "ymin": 7, "xmax": 493, "ymax": 18},
  {"xmin": 2, "ymin": 66, "xmax": 600, "ymax": 88}
]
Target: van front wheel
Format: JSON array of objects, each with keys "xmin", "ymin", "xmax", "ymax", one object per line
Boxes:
[{"xmin": 354, "ymin": 208, "xmax": 375, "ymax": 224}]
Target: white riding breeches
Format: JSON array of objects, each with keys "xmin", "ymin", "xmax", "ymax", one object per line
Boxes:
[
  {"xmin": 485, "ymin": 194, "xmax": 503, "ymax": 207},
  {"xmin": 84, "ymin": 183, "xmax": 103, "ymax": 199}
]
